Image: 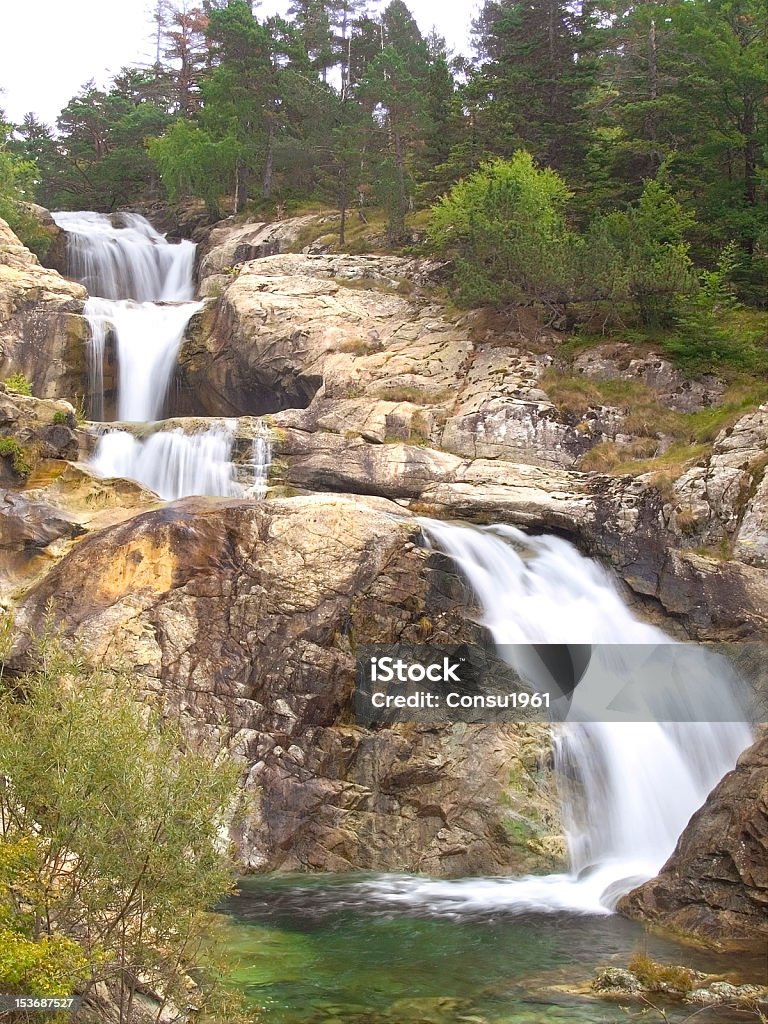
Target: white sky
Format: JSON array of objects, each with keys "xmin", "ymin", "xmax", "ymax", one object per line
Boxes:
[{"xmin": 1, "ymin": 0, "xmax": 480, "ymax": 127}]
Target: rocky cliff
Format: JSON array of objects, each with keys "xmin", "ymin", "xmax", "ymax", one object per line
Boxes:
[
  {"xmin": 0, "ymin": 217, "xmax": 88, "ymax": 399},
  {"xmin": 12, "ymin": 492, "xmax": 562, "ymax": 876}
]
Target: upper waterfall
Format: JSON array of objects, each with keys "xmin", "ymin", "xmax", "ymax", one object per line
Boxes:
[
  {"xmin": 51, "ymin": 211, "xmax": 196, "ymax": 302},
  {"xmin": 53, "ymin": 210, "xmax": 202, "ymax": 424},
  {"xmin": 53, "ymin": 209, "xmax": 271, "ymax": 500}
]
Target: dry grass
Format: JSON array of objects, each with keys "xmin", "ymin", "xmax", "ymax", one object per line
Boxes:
[
  {"xmin": 375, "ymin": 385, "xmax": 453, "ymax": 405},
  {"xmin": 582, "ymin": 441, "xmax": 710, "ymax": 480},
  {"xmin": 628, "ymin": 954, "xmax": 696, "ymax": 995}
]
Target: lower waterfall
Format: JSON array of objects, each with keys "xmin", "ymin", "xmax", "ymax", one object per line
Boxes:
[{"xmin": 359, "ymin": 520, "xmax": 753, "ymax": 917}]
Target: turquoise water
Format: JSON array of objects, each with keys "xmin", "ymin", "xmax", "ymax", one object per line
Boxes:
[{"xmin": 220, "ymin": 875, "xmax": 764, "ymax": 1024}]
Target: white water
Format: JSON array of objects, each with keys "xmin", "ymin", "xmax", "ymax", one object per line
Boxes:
[
  {"xmin": 84, "ymin": 297, "xmax": 203, "ymax": 422},
  {"xmin": 90, "ymin": 422, "xmax": 273, "ymax": 502},
  {"xmin": 52, "ymin": 211, "xmax": 196, "ymax": 302},
  {"xmin": 52, "ymin": 211, "xmax": 202, "ymax": 422},
  {"xmin": 358, "ymin": 521, "xmax": 753, "ymax": 918},
  {"xmin": 54, "ymin": 209, "xmax": 272, "ymax": 499}
]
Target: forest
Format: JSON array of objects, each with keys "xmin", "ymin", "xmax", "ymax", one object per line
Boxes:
[
  {"xmin": 0, "ymin": 0, "xmax": 765, "ymax": 364},
  {"xmin": 1, "ymin": 0, "xmax": 765, "ymax": 311}
]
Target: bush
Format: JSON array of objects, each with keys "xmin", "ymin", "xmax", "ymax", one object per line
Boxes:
[
  {"xmin": 0, "ymin": 437, "xmax": 32, "ymax": 478},
  {"xmin": 427, "ymin": 152, "xmax": 577, "ymax": 308},
  {"xmin": 0, "ymin": 120, "xmax": 50, "ymax": 258},
  {"xmin": 667, "ymin": 244, "xmax": 768, "ymax": 372},
  {"xmin": 0, "ymin": 624, "xmax": 243, "ymax": 1019},
  {"xmin": 582, "ymin": 180, "xmax": 697, "ymax": 326},
  {"xmin": 4, "ymin": 372, "xmax": 33, "ymax": 396}
]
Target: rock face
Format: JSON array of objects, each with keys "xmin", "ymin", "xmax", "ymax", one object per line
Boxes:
[
  {"xmin": 0, "ymin": 218, "xmax": 88, "ymax": 400},
  {"xmin": 619, "ymin": 731, "xmax": 768, "ymax": 949},
  {"xmin": 669, "ymin": 409, "xmax": 768, "ymax": 567},
  {"xmin": 13, "ymin": 494, "xmax": 562, "ymax": 876},
  {"xmin": 179, "ymin": 251, "xmax": 632, "ymax": 467},
  {"xmin": 572, "ymin": 345, "xmax": 725, "ymax": 412},
  {"xmin": 197, "ymin": 214, "xmax": 321, "ymax": 282}
]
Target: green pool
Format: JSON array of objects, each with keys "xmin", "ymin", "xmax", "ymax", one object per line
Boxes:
[{"xmin": 219, "ymin": 874, "xmax": 765, "ymax": 1024}]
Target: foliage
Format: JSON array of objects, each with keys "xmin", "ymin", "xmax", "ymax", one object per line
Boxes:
[
  {"xmin": 0, "ymin": 623, "xmax": 242, "ymax": 1020},
  {"xmin": 0, "ymin": 437, "xmax": 32, "ymax": 478},
  {"xmin": 148, "ymin": 120, "xmax": 238, "ymax": 215},
  {"xmin": 668, "ymin": 243, "xmax": 768, "ymax": 372},
  {"xmin": 581, "ymin": 178, "xmax": 697, "ymax": 326},
  {"xmin": 3, "ymin": 372, "xmax": 33, "ymax": 396},
  {"xmin": 0, "ymin": 118, "xmax": 50, "ymax": 257},
  {"xmin": 427, "ymin": 152, "xmax": 576, "ymax": 307}
]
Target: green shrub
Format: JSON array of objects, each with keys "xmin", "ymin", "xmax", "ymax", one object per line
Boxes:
[
  {"xmin": 427, "ymin": 152, "xmax": 577, "ymax": 308},
  {"xmin": 3, "ymin": 372, "xmax": 32, "ymax": 396},
  {"xmin": 582, "ymin": 180, "xmax": 697, "ymax": 327},
  {"xmin": 52, "ymin": 410, "xmax": 69, "ymax": 425},
  {"xmin": 0, "ymin": 437, "xmax": 32, "ymax": 478},
  {"xmin": 0, "ymin": 623, "xmax": 244, "ymax": 1017}
]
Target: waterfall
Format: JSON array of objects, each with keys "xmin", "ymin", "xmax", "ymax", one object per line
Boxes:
[
  {"xmin": 90, "ymin": 422, "xmax": 272, "ymax": 502},
  {"xmin": 51, "ymin": 210, "xmax": 202, "ymax": 422},
  {"xmin": 83, "ymin": 297, "xmax": 203, "ymax": 422},
  {"xmin": 243, "ymin": 422, "xmax": 273, "ymax": 500},
  {"xmin": 52, "ymin": 211, "xmax": 196, "ymax": 302},
  {"xmin": 53, "ymin": 209, "xmax": 272, "ymax": 500},
  {"xmin": 361, "ymin": 521, "xmax": 753, "ymax": 917}
]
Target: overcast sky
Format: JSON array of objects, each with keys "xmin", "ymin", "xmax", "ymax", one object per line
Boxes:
[{"xmin": 2, "ymin": 0, "xmax": 480, "ymax": 127}]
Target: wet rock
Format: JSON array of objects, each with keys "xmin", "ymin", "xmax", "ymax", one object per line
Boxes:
[{"xmin": 619, "ymin": 731, "xmax": 768, "ymax": 949}]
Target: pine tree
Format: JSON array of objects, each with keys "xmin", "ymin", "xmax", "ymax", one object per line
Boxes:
[{"xmin": 469, "ymin": 0, "xmax": 600, "ymax": 176}]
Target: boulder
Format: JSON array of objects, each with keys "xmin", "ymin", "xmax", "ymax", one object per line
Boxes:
[
  {"xmin": 619, "ymin": 731, "xmax": 768, "ymax": 949},
  {"xmin": 13, "ymin": 494, "xmax": 563, "ymax": 876},
  {"xmin": 196, "ymin": 214, "xmax": 321, "ymax": 281}
]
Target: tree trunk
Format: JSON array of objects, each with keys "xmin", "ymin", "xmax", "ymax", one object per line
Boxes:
[
  {"xmin": 234, "ymin": 159, "xmax": 249, "ymax": 213},
  {"xmin": 262, "ymin": 125, "xmax": 275, "ymax": 199}
]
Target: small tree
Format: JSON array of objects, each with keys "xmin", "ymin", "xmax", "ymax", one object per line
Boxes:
[
  {"xmin": 427, "ymin": 152, "xmax": 577, "ymax": 310},
  {"xmin": 0, "ymin": 624, "xmax": 242, "ymax": 1022},
  {"xmin": 582, "ymin": 178, "xmax": 697, "ymax": 326},
  {"xmin": 148, "ymin": 119, "xmax": 239, "ymax": 216}
]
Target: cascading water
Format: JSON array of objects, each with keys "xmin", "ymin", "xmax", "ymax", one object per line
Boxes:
[
  {"xmin": 53, "ymin": 210, "xmax": 271, "ymax": 500},
  {"xmin": 83, "ymin": 297, "xmax": 204, "ymax": 422},
  {"xmin": 52, "ymin": 210, "xmax": 202, "ymax": 422},
  {"xmin": 52, "ymin": 211, "xmax": 196, "ymax": 302},
  {"xmin": 89, "ymin": 422, "xmax": 273, "ymax": 502},
  {"xmin": 358, "ymin": 521, "xmax": 752, "ymax": 917}
]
